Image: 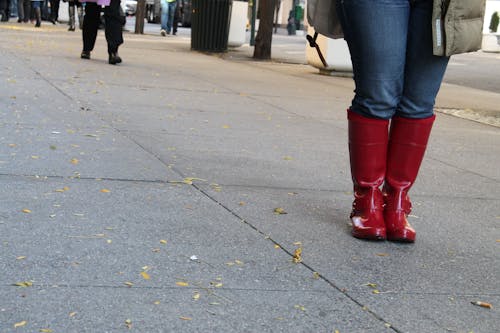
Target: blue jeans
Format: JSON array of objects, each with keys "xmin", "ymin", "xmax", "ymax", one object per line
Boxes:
[
  {"xmin": 160, "ymin": 0, "xmax": 176, "ymax": 32},
  {"xmin": 337, "ymin": 0, "xmax": 450, "ymax": 119}
]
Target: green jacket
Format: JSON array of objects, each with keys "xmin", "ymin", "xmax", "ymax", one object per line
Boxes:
[
  {"xmin": 307, "ymin": 0, "xmax": 486, "ymax": 56},
  {"xmin": 432, "ymin": 0, "xmax": 486, "ymax": 56}
]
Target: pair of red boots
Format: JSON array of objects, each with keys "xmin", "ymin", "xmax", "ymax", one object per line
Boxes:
[{"xmin": 348, "ymin": 110, "xmax": 435, "ymax": 242}]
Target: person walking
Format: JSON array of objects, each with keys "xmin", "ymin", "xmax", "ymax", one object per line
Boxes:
[
  {"xmin": 17, "ymin": 0, "xmax": 30, "ymax": 22},
  {"xmin": 308, "ymin": 0, "xmax": 486, "ymax": 242},
  {"xmin": 0, "ymin": 0, "xmax": 11, "ymax": 21},
  {"xmin": 67, "ymin": 0, "xmax": 83, "ymax": 31},
  {"xmin": 49, "ymin": 0, "xmax": 59, "ymax": 23},
  {"xmin": 30, "ymin": 0, "xmax": 43, "ymax": 26},
  {"xmin": 160, "ymin": 0, "xmax": 176, "ymax": 36},
  {"xmin": 80, "ymin": 0, "xmax": 124, "ymax": 64}
]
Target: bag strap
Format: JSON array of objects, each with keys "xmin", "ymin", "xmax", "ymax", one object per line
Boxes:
[{"xmin": 306, "ymin": 32, "xmax": 328, "ymax": 68}]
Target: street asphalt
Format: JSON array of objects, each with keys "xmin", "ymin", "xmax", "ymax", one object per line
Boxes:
[{"xmin": 0, "ymin": 20, "xmax": 499, "ymax": 333}]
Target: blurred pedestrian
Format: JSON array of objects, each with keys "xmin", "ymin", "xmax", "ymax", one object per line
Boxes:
[
  {"xmin": 30, "ymin": 0, "xmax": 42, "ymax": 26},
  {"xmin": 66, "ymin": 0, "xmax": 83, "ymax": 31},
  {"xmin": 0, "ymin": 0, "xmax": 11, "ymax": 21},
  {"xmin": 160, "ymin": 0, "xmax": 176, "ymax": 36},
  {"xmin": 80, "ymin": 0, "xmax": 124, "ymax": 64},
  {"xmin": 49, "ymin": 0, "xmax": 59, "ymax": 23},
  {"xmin": 308, "ymin": 0, "xmax": 486, "ymax": 242},
  {"xmin": 17, "ymin": 0, "xmax": 30, "ymax": 22},
  {"xmin": 172, "ymin": 0, "xmax": 181, "ymax": 35}
]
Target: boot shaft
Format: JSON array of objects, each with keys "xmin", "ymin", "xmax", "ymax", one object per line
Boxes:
[
  {"xmin": 385, "ymin": 115, "xmax": 435, "ymax": 191},
  {"xmin": 348, "ymin": 110, "xmax": 389, "ymax": 188}
]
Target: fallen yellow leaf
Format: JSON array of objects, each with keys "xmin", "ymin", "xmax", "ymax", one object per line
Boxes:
[
  {"xmin": 22, "ymin": 209, "xmax": 31, "ymax": 214},
  {"xmin": 14, "ymin": 281, "xmax": 33, "ymax": 287},
  {"xmin": 274, "ymin": 244, "xmax": 280, "ymax": 249},
  {"xmin": 312, "ymin": 272, "xmax": 320, "ymax": 279},
  {"xmin": 283, "ymin": 156, "xmax": 293, "ymax": 160},
  {"xmin": 160, "ymin": 239, "xmax": 167, "ymax": 244},
  {"xmin": 293, "ymin": 247, "xmax": 302, "ymax": 263},
  {"xmin": 176, "ymin": 281, "xmax": 189, "ymax": 287},
  {"xmin": 193, "ymin": 292, "xmax": 200, "ymax": 300},
  {"xmin": 14, "ymin": 321, "xmax": 27, "ymax": 328},
  {"xmin": 182, "ymin": 177, "xmax": 206, "ymax": 185},
  {"xmin": 100, "ymin": 189, "xmax": 110, "ymax": 193},
  {"xmin": 222, "ymin": 125, "xmax": 230, "ymax": 129},
  {"xmin": 273, "ymin": 207, "xmax": 287, "ymax": 215},
  {"xmin": 376, "ymin": 253, "xmax": 389, "ymax": 257},
  {"xmin": 124, "ymin": 282, "xmax": 134, "ymax": 287},
  {"xmin": 39, "ymin": 329, "xmax": 53, "ymax": 333},
  {"xmin": 125, "ymin": 319, "xmax": 132, "ymax": 329},
  {"xmin": 141, "ymin": 272, "xmax": 150, "ymax": 280},
  {"xmin": 69, "ymin": 312, "xmax": 77, "ymax": 317},
  {"xmin": 153, "ymin": 301, "xmax": 160, "ymax": 305},
  {"xmin": 180, "ymin": 316, "xmax": 192, "ymax": 321},
  {"xmin": 16, "ymin": 256, "xmax": 26, "ymax": 260},
  {"xmin": 70, "ymin": 158, "xmax": 79, "ymax": 165},
  {"xmin": 372, "ymin": 290, "xmax": 380, "ymax": 294}
]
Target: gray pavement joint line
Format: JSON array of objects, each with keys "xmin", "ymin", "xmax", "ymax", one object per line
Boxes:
[{"xmin": 2, "ymin": 284, "xmax": 334, "ymax": 293}]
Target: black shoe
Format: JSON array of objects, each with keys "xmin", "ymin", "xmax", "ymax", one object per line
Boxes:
[
  {"xmin": 108, "ymin": 52, "xmax": 122, "ymax": 65},
  {"xmin": 81, "ymin": 51, "xmax": 91, "ymax": 59},
  {"xmin": 68, "ymin": 26, "xmax": 75, "ymax": 31}
]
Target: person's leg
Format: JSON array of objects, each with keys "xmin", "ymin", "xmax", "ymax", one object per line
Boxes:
[
  {"xmin": 166, "ymin": 1, "xmax": 175, "ymax": 33},
  {"xmin": 33, "ymin": 0, "xmax": 41, "ymax": 26},
  {"xmin": 384, "ymin": 0, "xmax": 450, "ymax": 242},
  {"xmin": 81, "ymin": 1, "xmax": 100, "ymax": 55},
  {"xmin": 17, "ymin": 0, "xmax": 23, "ymax": 21},
  {"xmin": 22, "ymin": 0, "xmax": 29, "ymax": 21},
  {"xmin": 172, "ymin": 2, "xmax": 179, "ymax": 34},
  {"xmin": 104, "ymin": 0, "xmax": 123, "ymax": 64},
  {"xmin": 160, "ymin": 0, "xmax": 168, "ymax": 33},
  {"xmin": 337, "ymin": 0, "xmax": 410, "ymax": 120},
  {"xmin": 76, "ymin": 1, "xmax": 83, "ymax": 29},
  {"xmin": 398, "ymin": 0, "xmax": 450, "ymax": 119},
  {"xmin": 336, "ymin": 0, "xmax": 410, "ymax": 240},
  {"xmin": 49, "ymin": 0, "xmax": 57, "ymax": 23},
  {"xmin": 68, "ymin": 1, "xmax": 75, "ymax": 30},
  {"xmin": 0, "ymin": 0, "xmax": 7, "ymax": 21}
]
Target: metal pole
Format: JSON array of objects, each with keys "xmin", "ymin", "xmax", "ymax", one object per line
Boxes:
[{"xmin": 250, "ymin": 0, "xmax": 257, "ymax": 46}]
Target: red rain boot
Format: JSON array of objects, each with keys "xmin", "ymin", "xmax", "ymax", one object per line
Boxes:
[
  {"xmin": 384, "ymin": 115, "xmax": 435, "ymax": 242},
  {"xmin": 348, "ymin": 110, "xmax": 388, "ymax": 240}
]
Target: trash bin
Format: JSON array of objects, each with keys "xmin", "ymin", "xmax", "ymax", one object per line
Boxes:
[{"xmin": 191, "ymin": 0, "xmax": 233, "ymax": 52}]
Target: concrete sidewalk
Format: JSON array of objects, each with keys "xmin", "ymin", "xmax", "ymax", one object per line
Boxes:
[{"xmin": 0, "ymin": 23, "xmax": 499, "ymax": 333}]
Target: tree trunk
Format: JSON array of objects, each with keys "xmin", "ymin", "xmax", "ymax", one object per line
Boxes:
[
  {"xmin": 135, "ymin": 0, "xmax": 146, "ymax": 34},
  {"xmin": 253, "ymin": 0, "xmax": 276, "ymax": 60}
]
